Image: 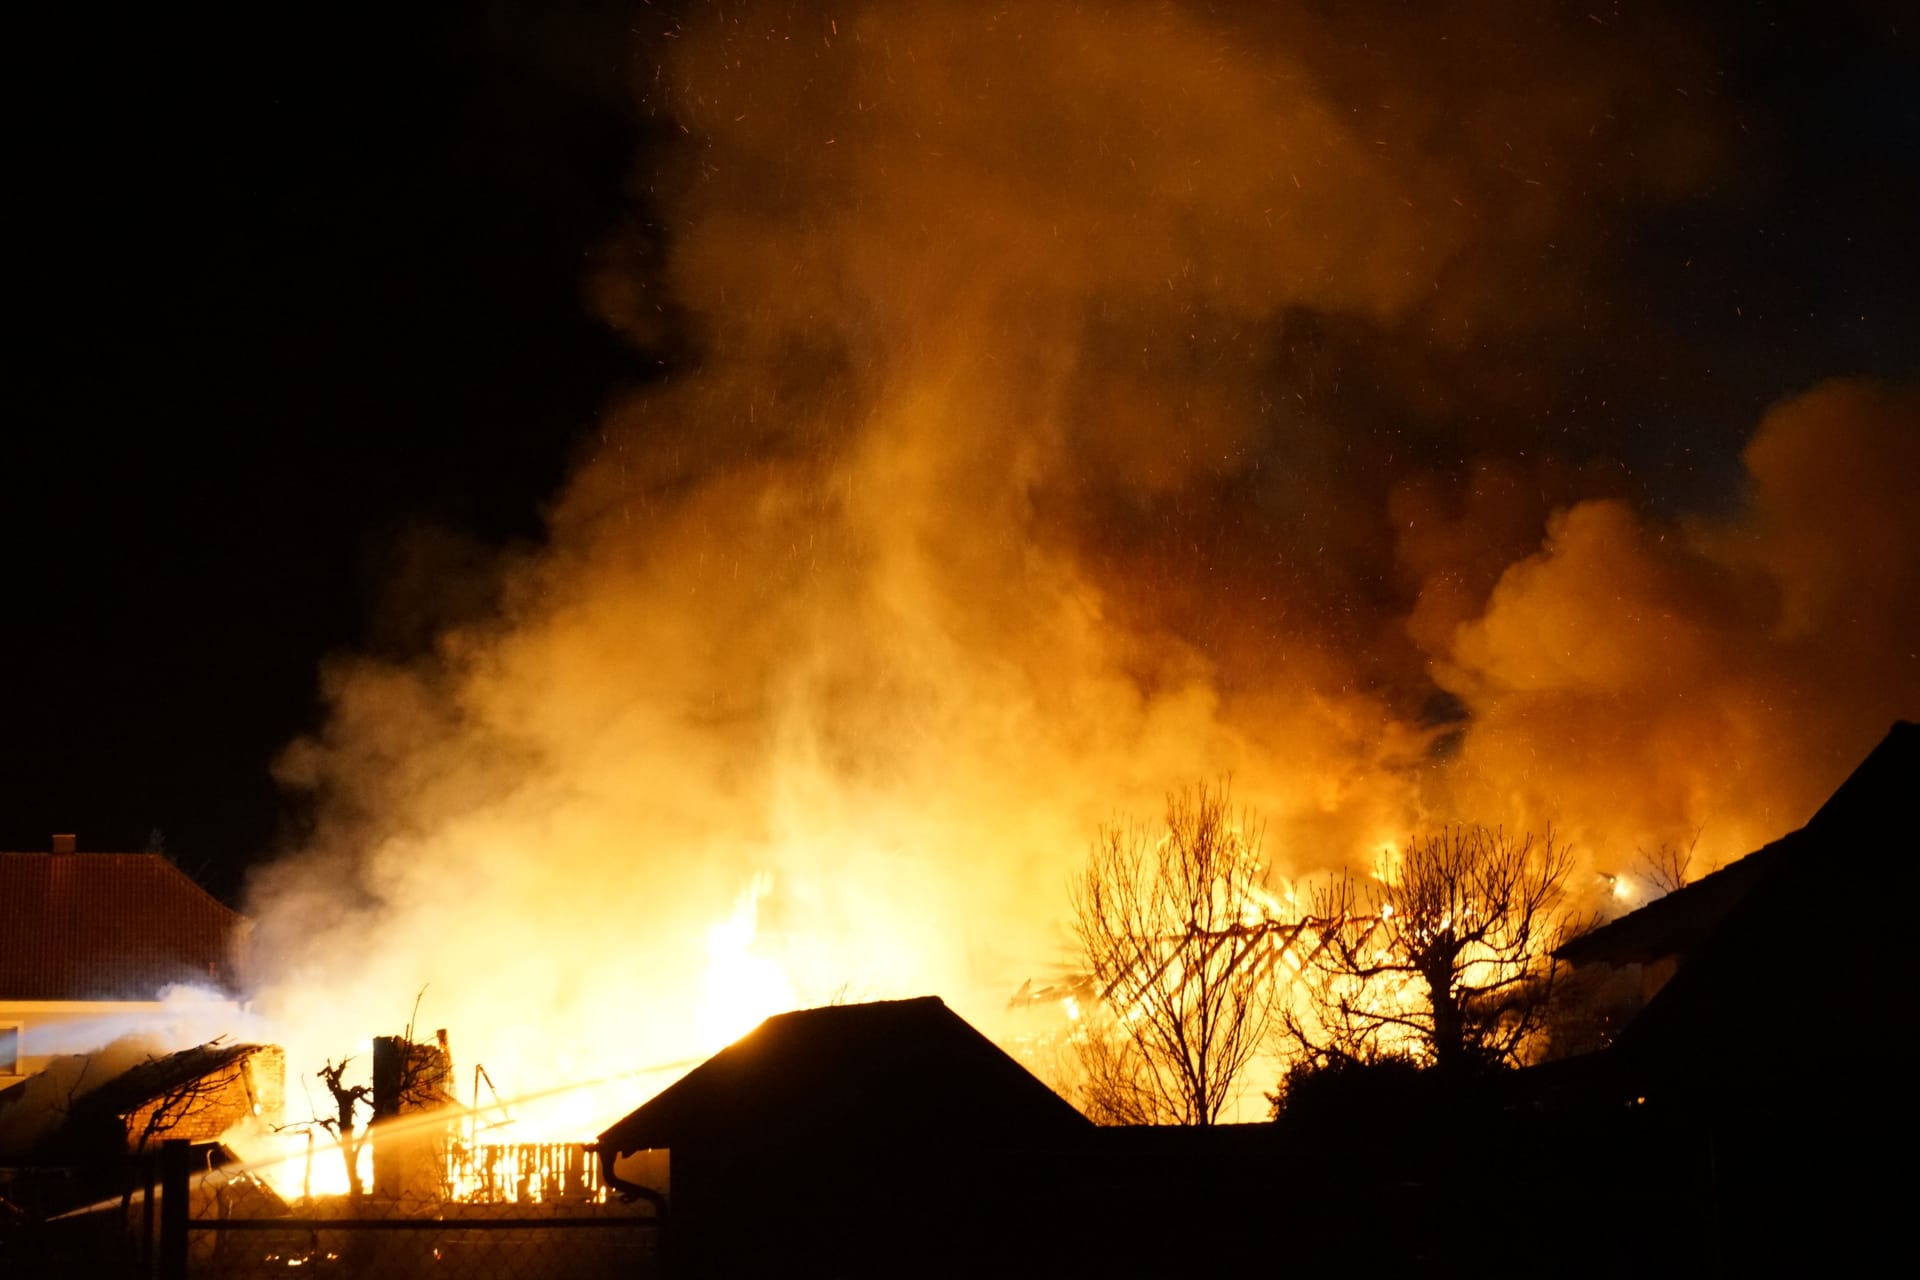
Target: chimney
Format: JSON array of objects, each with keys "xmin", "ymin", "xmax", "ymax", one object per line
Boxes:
[{"xmin": 52, "ymin": 833, "xmax": 76, "ymax": 854}]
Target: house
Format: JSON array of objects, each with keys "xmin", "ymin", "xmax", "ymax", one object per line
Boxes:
[
  {"xmin": 0, "ymin": 836, "xmax": 246, "ymax": 1081},
  {"xmin": 1541, "ymin": 720, "xmax": 1915, "ymax": 1272},
  {"xmin": 591, "ymin": 996, "xmax": 1456, "ymax": 1275},
  {"xmin": 1557, "ymin": 842, "xmax": 1790, "ymax": 1009},
  {"xmin": 1555, "ymin": 720, "xmax": 1912, "ymax": 1054},
  {"xmin": 589, "ymin": 727, "xmax": 1916, "ymax": 1276},
  {"xmin": 595, "ymin": 996, "xmax": 1095, "ymax": 1276}
]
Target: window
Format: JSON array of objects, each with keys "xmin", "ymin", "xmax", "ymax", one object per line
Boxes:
[{"xmin": 0, "ymin": 1024, "xmax": 19, "ymax": 1076}]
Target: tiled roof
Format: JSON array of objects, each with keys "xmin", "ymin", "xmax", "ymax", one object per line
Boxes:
[{"xmin": 0, "ymin": 853, "xmax": 244, "ymax": 1000}]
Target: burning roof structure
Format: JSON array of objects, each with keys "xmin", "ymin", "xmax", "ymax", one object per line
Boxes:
[{"xmin": 0, "ymin": 1040, "xmax": 283, "ymax": 1167}]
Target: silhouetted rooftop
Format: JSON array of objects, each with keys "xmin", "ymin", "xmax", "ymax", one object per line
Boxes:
[
  {"xmin": 1616, "ymin": 720, "xmax": 1915, "ymax": 1069},
  {"xmin": 1556, "ymin": 842, "xmax": 1789, "ymax": 967},
  {"xmin": 598, "ymin": 996, "xmax": 1091, "ymax": 1159},
  {"xmin": 1557, "ymin": 720, "xmax": 1916, "ymax": 969}
]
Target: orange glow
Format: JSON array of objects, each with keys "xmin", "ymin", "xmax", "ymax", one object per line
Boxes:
[
  {"xmin": 696, "ymin": 873, "xmax": 798, "ymax": 1051},
  {"xmin": 223, "ymin": 1, "xmax": 1912, "ymax": 1153}
]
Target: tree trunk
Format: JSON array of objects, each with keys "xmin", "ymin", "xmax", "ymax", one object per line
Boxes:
[
  {"xmin": 1427, "ymin": 967, "xmax": 1462, "ymax": 1070},
  {"xmin": 341, "ymin": 1129, "xmax": 363, "ymax": 1200}
]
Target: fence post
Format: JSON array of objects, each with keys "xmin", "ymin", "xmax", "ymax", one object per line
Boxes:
[
  {"xmin": 142, "ymin": 1150, "xmax": 159, "ymax": 1273},
  {"xmin": 159, "ymin": 1138, "xmax": 190, "ymax": 1280}
]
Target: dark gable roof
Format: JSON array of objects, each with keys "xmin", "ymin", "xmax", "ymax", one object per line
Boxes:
[
  {"xmin": 0, "ymin": 853, "xmax": 244, "ymax": 1000},
  {"xmin": 1611, "ymin": 721, "xmax": 1914, "ymax": 1079},
  {"xmin": 599, "ymin": 996, "xmax": 1091, "ymax": 1158},
  {"xmin": 1557, "ymin": 720, "xmax": 1917, "ymax": 969},
  {"xmin": 1556, "ymin": 841, "xmax": 1788, "ymax": 966}
]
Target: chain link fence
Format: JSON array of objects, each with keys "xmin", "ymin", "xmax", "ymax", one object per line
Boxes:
[
  {"xmin": 0, "ymin": 1141, "xmax": 662, "ymax": 1280},
  {"xmin": 187, "ymin": 1210, "xmax": 659, "ymax": 1280}
]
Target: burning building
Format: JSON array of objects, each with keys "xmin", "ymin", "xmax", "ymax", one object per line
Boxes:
[
  {"xmin": 166, "ymin": 8, "xmax": 1911, "ymax": 1256},
  {"xmin": 0, "ymin": 1041, "xmax": 284, "ymax": 1166},
  {"xmin": 233, "ymin": 6, "xmax": 1916, "ymax": 1151}
]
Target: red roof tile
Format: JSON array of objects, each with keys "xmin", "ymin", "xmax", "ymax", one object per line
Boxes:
[{"xmin": 0, "ymin": 853, "xmax": 244, "ymax": 1000}]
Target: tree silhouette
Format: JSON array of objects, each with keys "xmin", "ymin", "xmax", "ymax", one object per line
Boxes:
[
  {"xmin": 1280, "ymin": 826, "xmax": 1576, "ymax": 1076},
  {"xmin": 315, "ymin": 1059, "xmax": 372, "ymax": 1200},
  {"xmin": 1070, "ymin": 782, "xmax": 1278, "ymax": 1124},
  {"xmin": 1636, "ymin": 832, "xmax": 1704, "ymax": 895}
]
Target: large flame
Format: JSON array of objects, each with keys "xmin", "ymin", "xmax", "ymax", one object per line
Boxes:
[
  {"xmin": 220, "ymin": 0, "xmax": 1914, "ymax": 1165},
  {"xmin": 697, "ymin": 873, "xmax": 797, "ymax": 1050}
]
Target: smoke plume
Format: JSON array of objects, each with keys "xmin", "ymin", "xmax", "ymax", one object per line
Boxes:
[{"xmin": 241, "ymin": 2, "xmax": 1916, "ymax": 1122}]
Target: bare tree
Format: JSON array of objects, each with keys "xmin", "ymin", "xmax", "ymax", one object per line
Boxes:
[
  {"xmin": 1064, "ymin": 1026, "xmax": 1168, "ymax": 1127},
  {"xmin": 119, "ymin": 1044, "xmax": 250, "ymax": 1229},
  {"xmin": 1636, "ymin": 832, "xmax": 1703, "ymax": 896},
  {"xmin": 1281, "ymin": 826, "xmax": 1575, "ymax": 1075},
  {"xmin": 128, "ymin": 1050, "xmax": 248, "ymax": 1155},
  {"xmin": 315, "ymin": 1059, "xmax": 372, "ymax": 1200},
  {"xmin": 1070, "ymin": 782, "xmax": 1278, "ymax": 1125}
]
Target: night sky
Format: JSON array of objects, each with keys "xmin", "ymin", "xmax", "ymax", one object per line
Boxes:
[{"xmin": 6, "ymin": 1, "xmax": 1916, "ymax": 906}]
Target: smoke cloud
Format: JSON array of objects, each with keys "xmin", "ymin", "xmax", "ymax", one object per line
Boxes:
[
  {"xmin": 1434, "ymin": 379, "xmax": 1920, "ymax": 859},
  {"xmin": 241, "ymin": 2, "xmax": 1915, "ymax": 1124}
]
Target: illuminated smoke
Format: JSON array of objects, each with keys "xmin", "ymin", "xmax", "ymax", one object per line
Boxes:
[
  {"xmin": 1431, "ymin": 379, "xmax": 1920, "ymax": 862},
  {"xmin": 238, "ymin": 2, "xmax": 1915, "ymax": 1130}
]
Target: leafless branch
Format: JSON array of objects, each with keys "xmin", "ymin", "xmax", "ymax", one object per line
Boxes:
[
  {"xmin": 1279, "ymin": 826, "xmax": 1577, "ymax": 1080},
  {"xmin": 1069, "ymin": 780, "xmax": 1278, "ymax": 1124},
  {"xmin": 1636, "ymin": 831, "xmax": 1704, "ymax": 895},
  {"xmin": 316, "ymin": 1058, "xmax": 373, "ymax": 1200}
]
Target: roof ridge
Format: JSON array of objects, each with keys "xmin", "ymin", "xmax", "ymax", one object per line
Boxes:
[{"xmin": 0, "ymin": 852, "xmax": 246, "ymax": 1000}]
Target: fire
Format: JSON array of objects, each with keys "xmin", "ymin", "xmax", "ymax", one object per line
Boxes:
[
  {"xmin": 215, "ymin": 0, "xmax": 1911, "ymax": 1160},
  {"xmin": 696, "ymin": 873, "xmax": 797, "ymax": 1051},
  {"xmin": 231, "ymin": 1122, "xmax": 365, "ymax": 1203},
  {"xmin": 231, "ymin": 876, "xmax": 798, "ymax": 1206}
]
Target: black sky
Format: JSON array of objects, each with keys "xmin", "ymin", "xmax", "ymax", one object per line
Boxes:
[
  {"xmin": 7, "ymin": 5, "xmax": 659, "ymax": 896},
  {"xmin": 5, "ymin": 2, "xmax": 1915, "ymax": 904}
]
